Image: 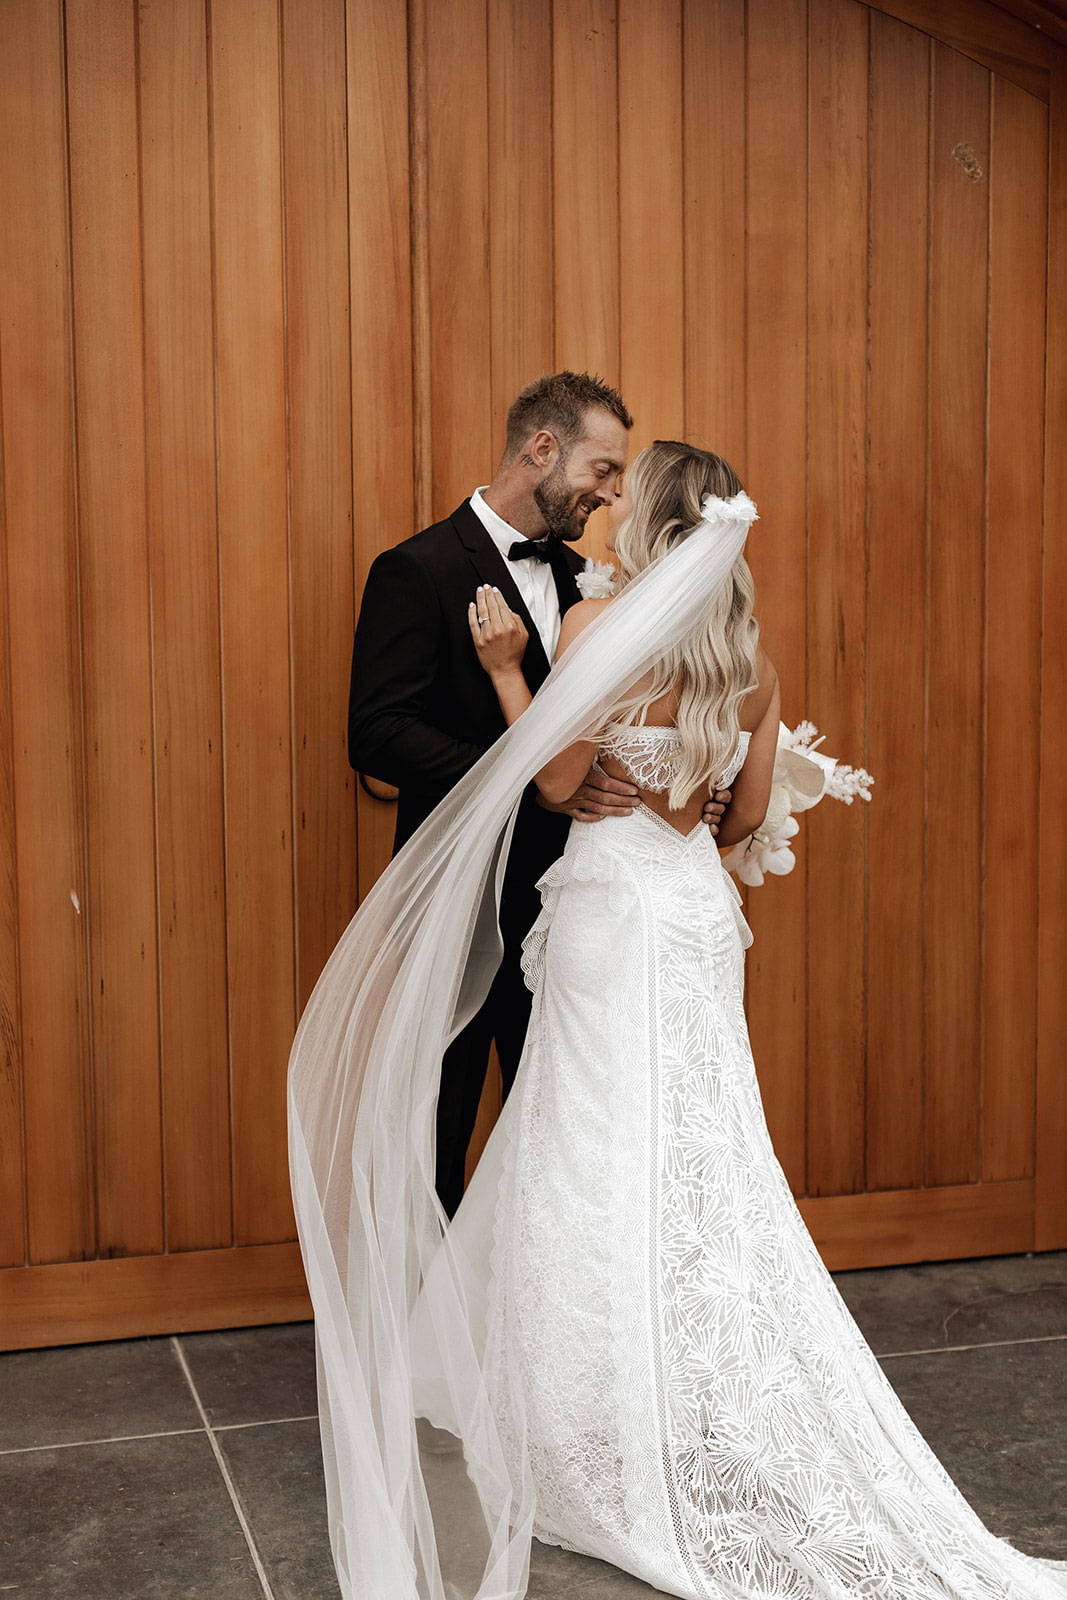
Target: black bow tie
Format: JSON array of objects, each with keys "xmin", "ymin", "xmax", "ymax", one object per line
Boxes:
[
  {"xmin": 508, "ymin": 537, "xmax": 556, "ymax": 563},
  {"xmin": 503, "ymin": 532, "xmax": 582, "ymax": 618}
]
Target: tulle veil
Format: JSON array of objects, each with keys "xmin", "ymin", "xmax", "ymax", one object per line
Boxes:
[{"xmin": 286, "ymin": 491, "xmax": 759, "ymax": 1599}]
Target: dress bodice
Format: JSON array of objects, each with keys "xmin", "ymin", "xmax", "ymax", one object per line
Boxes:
[{"xmin": 598, "ymin": 722, "xmax": 751, "ymax": 794}]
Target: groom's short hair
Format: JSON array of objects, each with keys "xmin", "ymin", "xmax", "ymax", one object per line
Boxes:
[{"xmin": 504, "ymin": 371, "xmax": 633, "ymax": 461}]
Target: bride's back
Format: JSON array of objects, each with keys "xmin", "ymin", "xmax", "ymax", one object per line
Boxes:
[{"xmin": 597, "ymin": 660, "xmax": 776, "ymax": 836}]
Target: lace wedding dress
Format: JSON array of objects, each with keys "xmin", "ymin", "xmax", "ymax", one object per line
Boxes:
[{"xmin": 436, "ymin": 723, "xmax": 1067, "ymax": 1600}]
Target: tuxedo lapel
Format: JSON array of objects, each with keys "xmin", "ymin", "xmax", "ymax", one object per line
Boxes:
[
  {"xmin": 449, "ymin": 500, "xmax": 553, "ymax": 685},
  {"xmin": 554, "ymin": 545, "xmax": 584, "ymax": 615}
]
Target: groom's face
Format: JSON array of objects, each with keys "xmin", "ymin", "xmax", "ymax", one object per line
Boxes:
[{"xmin": 532, "ymin": 407, "xmax": 629, "ymax": 542}]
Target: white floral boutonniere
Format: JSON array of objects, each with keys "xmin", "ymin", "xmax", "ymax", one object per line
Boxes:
[{"xmin": 575, "ymin": 557, "xmax": 616, "ymax": 600}]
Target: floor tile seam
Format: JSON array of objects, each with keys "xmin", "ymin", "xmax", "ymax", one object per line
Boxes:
[
  {"xmin": 213, "ymin": 1412, "xmax": 319, "ymax": 1431},
  {"xmin": 0, "ymin": 1412, "xmax": 321, "ymax": 1457},
  {"xmin": 170, "ymin": 1336, "xmax": 277, "ymax": 1600},
  {"xmin": 0, "ymin": 1424, "xmax": 206, "ymax": 1456},
  {"xmin": 876, "ymin": 1330, "xmax": 1067, "ymax": 1360}
]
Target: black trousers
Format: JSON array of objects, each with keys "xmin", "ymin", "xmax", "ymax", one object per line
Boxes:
[{"xmin": 433, "ymin": 926, "xmax": 533, "ymax": 1220}]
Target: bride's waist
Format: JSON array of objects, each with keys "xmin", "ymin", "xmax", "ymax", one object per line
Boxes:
[{"xmin": 567, "ymin": 801, "xmax": 720, "ymax": 861}]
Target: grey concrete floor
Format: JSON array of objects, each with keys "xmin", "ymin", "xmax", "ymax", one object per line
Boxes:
[{"xmin": 1, "ymin": 1249, "xmax": 1065, "ymax": 1598}]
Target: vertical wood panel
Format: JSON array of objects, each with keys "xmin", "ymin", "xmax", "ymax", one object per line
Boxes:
[
  {"xmin": 866, "ymin": 14, "xmax": 928, "ymax": 1191},
  {"xmin": 210, "ymin": 0, "xmax": 296, "ymax": 1242},
  {"xmin": 553, "ymin": 0, "xmax": 620, "ymax": 386},
  {"xmin": 743, "ymin": 0, "xmax": 809, "ymax": 1190},
  {"xmin": 139, "ymin": 0, "xmax": 231, "ymax": 1252},
  {"xmin": 423, "ymin": 0, "xmax": 492, "ymax": 516},
  {"xmin": 346, "ymin": 0, "xmax": 414, "ymax": 892},
  {"xmin": 1036, "ymin": 57, "xmax": 1067, "ymax": 1248},
  {"xmin": 66, "ymin": 0, "xmax": 162, "ymax": 1256},
  {"xmin": 619, "ymin": 0, "xmax": 684, "ymax": 454},
  {"xmin": 682, "ymin": 0, "xmax": 747, "ymax": 472},
  {"xmin": 982, "ymin": 75, "xmax": 1046, "ymax": 1182},
  {"xmin": 553, "ymin": 0, "xmax": 621, "ymax": 563},
  {"xmin": 487, "ymin": 0, "xmax": 554, "ymax": 464},
  {"xmin": 0, "ymin": 1, "xmax": 93, "ymax": 1268},
  {"xmin": 0, "ymin": 0, "xmax": 1064, "ymax": 1346},
  {"xmin": 281, "ymin": 0, "xmax": 358, "ymax": 1009},
  {"xmin": 806, "ymin": 0, "xmax": 869, "ymax": 1196},
  {"xmin": 925, "ymin": 42, "xmax": 989, "ymax": 1186},
  {"xmin": 0, "ymin": 341, "xmax": 25, "ymax": 1267}
]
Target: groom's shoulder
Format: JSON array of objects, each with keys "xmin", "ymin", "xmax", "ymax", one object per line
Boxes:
[{"xmin": 375, "ymin": 501, "xmax": 472, "ymax": 576}]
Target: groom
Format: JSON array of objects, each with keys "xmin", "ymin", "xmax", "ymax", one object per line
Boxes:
[{"xmin": 348, "ymin": 371, "xmax": 727, "ymax": 1217}]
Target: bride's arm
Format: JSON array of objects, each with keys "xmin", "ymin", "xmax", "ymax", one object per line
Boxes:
[
  {"xmin": 714, "ymin": 650, "xmax": 780, "ymax": 848},
  {"xmin": 467, "ymin": 586, "xmax": 613, "ymax": 803}
]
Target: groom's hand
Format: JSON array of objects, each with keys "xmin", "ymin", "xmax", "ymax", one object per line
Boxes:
[
  {"xmin": 537, "ymin": 764, "xmax": 639, "ymax": 824},
  {"xmin": 703, "ymin": 788, "xmax": 731, "ymax": 837}
]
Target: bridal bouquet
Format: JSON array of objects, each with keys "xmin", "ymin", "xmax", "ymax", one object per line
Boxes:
[{"xmin": 721, "ymin": 721, "xmax": 873, "ymax": 886}]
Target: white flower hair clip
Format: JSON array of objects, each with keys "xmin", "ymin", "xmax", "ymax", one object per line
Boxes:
[
  {"xmin": 721, "ymin": 720, "xmax": 873, "ymax": 887},
  {"xmin": 575, "ymin": 557, "xmax": 617, "ymax": 600}
]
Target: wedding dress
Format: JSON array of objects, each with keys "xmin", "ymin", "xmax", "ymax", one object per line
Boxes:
[
  {"xmin": 427, "ymin": 722, "xmax": 1067, "ymax": 1599},
  {"xmin": 289, "ymin": 494, "xmax": 1066, "ymax": 1599}
]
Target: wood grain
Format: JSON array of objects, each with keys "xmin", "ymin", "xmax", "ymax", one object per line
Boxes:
[
  {"xmin": 209, "ymin": 0, "xmax": 296, "ymax": 1243},
  {"xmin": 0, "ymin": 0, "xmax": 93, "ymax": 1269},
  {"xmin": 743, "ymin": 0, "xmax": 810, "ymax": 1191},
  {"xmin": 346, "ymin": 0, "xmax": 415, "ymax": 893},
  {"xmin": 139, "ymin": 0, "xmax": 232, "ymax": 1252},
  {"xmin": 619, "ymin": 0, "xmax": 685, "ymax": 454},
  {"xmin": 1, "ymin": 1240, "xmax": 312, "ymax": 1350},
  {"xmin": 866, "ymin": 14, "xmax": 929, "ymax": 1192},
  {"xmin": 553, "ymin": 1, "xmax": 621, "ymax": 381},
  {"xmin": 423, "ymin": 0, "xmax": 493, "ymax": 517},
  {"xmin": 924, "ymin": 42, "xmax": 989, "ymax": 1187},
  {"xmin": 66, "ymin": 0, "xmax": 162, "ymax": 1256},
  {"xmin": 1035, "ymin": 53, "xmax": 1067, "ymax": 1249},
  {"xmin": 0, "ymin": 327, "xmax": 22, "ymax": 1269},
  {"xmin": 862, "ymin": 0, "xmax": 1054, "ymax": 99},
  {"xmin": 488, "ymin": 0, "xmax": 555, "ymax": 464},
  {"xmin": 983, "ymin": 73, "xmax": 1047, "ymax": 1182},
  {"xmin": 682, "ymin": 0, "xmax": 747, "ymax": 472},
  {"xmin": 281, "ymin": 0, "xmax": 359, "ymax": 1012},
  {"xmin": 0, "ymin": 0, "xmax": 1063, "ymax": 1345},
  {"xmin": 805, "ymin": 0, "xmax": 869, "ymax": 1197}
]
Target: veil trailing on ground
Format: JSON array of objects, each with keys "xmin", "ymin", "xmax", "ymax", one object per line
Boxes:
[{"xmin": 287, "ymin": 492, "xmax": 759, "ymax": 1600}]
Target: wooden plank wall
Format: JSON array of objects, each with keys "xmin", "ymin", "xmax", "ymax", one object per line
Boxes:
[{"xmin": 0, "ymin": 0, "xmax": 1062, "ymax": 1349}]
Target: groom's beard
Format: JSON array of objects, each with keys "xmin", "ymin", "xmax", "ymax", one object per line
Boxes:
[{"xmin": 533, "ymin": 458, "xmax": 595, "ymax": 542}]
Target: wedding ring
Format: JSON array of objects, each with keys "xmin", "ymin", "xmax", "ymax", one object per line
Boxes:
[{"xmin": 477, "ymin": 614, "xmax": 488, "ymax": 624}]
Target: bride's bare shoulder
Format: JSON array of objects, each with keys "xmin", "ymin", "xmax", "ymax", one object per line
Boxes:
[
  {"xmin": 555, "ymin": 596, "xmax": 613, "ymax": 657},
  {"xmin": 755, "ymin": 640, "xmax": 778, "ymax": 689}
]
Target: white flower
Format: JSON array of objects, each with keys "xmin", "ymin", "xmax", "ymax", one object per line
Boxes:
[
  {"xmin": 722, "ymin": 719, "xmax": 874, "ymax": 889},
  {"xmin": 575, "ymin": 557, "xmax": 616, "ymax": 599},
  {"xmin": 722, "ymin": 814, "xmax": 799, "ymax": 886}
]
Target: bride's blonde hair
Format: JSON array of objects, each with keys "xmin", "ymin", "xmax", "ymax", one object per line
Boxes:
[{"xmin": 603, "ymin": 440, "xmax": 760, "ymax": 809}]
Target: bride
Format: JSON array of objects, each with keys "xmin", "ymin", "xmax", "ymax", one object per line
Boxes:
[{"xmin": 287, "ymin": 442, "xmax": 1067, "ymax": 1600}]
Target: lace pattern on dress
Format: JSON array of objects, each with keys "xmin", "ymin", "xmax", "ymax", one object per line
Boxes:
[
  {"xmin": 498, "ymin": 810, "xmax": 1067, "ymax": 1598},
  {"xmin": 598, "ymin": 723, "xmax": 751, "ymax": 795}
]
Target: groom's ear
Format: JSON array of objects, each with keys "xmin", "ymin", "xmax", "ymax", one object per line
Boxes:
[{"xmin": 528, "ymin": 428, "xmax": 559, "ymax": 468}]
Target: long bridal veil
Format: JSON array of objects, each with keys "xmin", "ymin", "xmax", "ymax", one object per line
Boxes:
[{"xmin": 286, "ymin": 492, "xmax": 758, "ymax": 1600}]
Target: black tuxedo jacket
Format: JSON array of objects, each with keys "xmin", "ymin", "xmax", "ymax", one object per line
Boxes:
[{"xmin": 347, "ymin": 498, "xmax": 585, "ymax": 937}]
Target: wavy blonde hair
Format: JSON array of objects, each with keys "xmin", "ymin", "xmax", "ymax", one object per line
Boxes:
[{"xmin": 601, "ymin": 440, "xmax": 760, "ymax": 809}]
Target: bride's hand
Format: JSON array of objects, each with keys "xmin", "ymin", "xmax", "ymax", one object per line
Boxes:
[{"xmin": 467, "ymin": 584, "xmax": 528, "ymax": 677}]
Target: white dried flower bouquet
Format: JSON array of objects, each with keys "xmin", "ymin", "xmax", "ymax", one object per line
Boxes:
[{"xmin": 721, "ymin": 720, "xmax": 873, "ymax": 887}]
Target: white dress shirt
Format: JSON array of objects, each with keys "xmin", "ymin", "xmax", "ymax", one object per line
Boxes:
[{"xmin": 469, "ymin": 486, "xmax": 562, "ymax": 659}]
